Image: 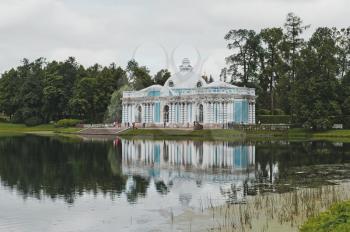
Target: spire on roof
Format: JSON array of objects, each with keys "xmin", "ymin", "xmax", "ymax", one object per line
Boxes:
[{"xmin": 179, "ymin": 58, "xmax": 193, "ymax": 72}]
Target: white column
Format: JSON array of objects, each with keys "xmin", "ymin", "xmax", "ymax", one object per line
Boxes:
[
  {"xmin": 253, "ymin": 103, "xmax": 256, "ymax": 124},
  {"xmin": 172, "ymin": 103, "xmax": 175, "ymax": 123},
  {"xmin": 151, "ymin": 103, "xmax": 154, "ymax": 123},
  {"xmin": 190, "ymin": 102, "xmax": 193, "ymax": 123},
  {"xmin": 180, "ymin": 103, "xmax": 184, "ymax": 123},
  {"xmin": 169, "ymin": 103, "xmax": 173, "ymax": 123},
  {"xmin": 227, "ymin": 102, "xmax": 232, "ymax": 122},
  {"xmin": 208, "ymin": 102, "xmax": 211, "ymax": 124},
  {"xmin": 122, "ymin": 104, "xmax": 125, "ymax": 123},
  {"xmin": 217, "ymin": 102, "xmax": 221, "ymax": 123},
  {"xmin": 212, "ymin": 102, "xmax": 215, "ymax": 123},
  {"xmin": 232, "ymin": 100, "xmax": 235, "ymax": 123},
  {"xmin": 248, "ymin": 102, "xmax": 253, "ymax": 124},
  {"xmin": 144, "ymin": 104, "xmax": 147, "ymax": 123},
  {"xmin": 223, "ymin": 102, "xmax": 227, "ymax": 123}
]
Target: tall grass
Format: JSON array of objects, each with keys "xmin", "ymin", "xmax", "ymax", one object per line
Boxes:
[{"xmin": 203, "ymin": 182, "xmax": 350, "ymax": 232}]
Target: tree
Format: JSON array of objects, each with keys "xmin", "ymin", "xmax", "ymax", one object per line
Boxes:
[
  {"xmin": 42, "ymin": 74, "xmax": 65, "ymax": 121},
  {"xmin": 208, "ymin": 75, "xmax": 214, "ymax": 83},
  {"xmin": 290, "ymin": 27, "xmax": 340, "ymax": 129},
  {"xmin": 70, "ymin": 77, "xmax": 98, "ymax": 122},
  {"xmin": 283, "ymin": 12, "xmax": 310, "ymax": 82},
  {"xmin": 260, "ymin": 27, "xmax": 284, "ymax": 112},
  {"xmin": 105, "ymin": 85, "xmax": 133, "ymax": 123},
  {"xmin": 154, "ymin": 69, "xmax": 171, "ymax": 86},
  {"xmin": 0, "ymin": 69, "xmax": 21, "ymax": 119},
  {"xmin": 224, "ymin": 29, "xmax": 261, "ymax": 85},
  {"xmin": 126, "ymin": 60, "xmax": 154, "ymax": 90}
]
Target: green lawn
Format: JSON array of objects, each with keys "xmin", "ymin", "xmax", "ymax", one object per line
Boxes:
[
  {"xmin": 0, "ymin": 123, "xmax": 81, "ymax": 134},
  {"xmin": 119, "ymin": 128, "xmax": 350, "ymax": 141},
  {"xmin": 2, "ymin": 122, "xmax": 350, "ymax": 141},
  {"xmin": 119, "ymin": 128, "xmax": 244, "ymax": 141},
  {"xmin": 300, "ymin": 200, "xmax": 350, "ymax": 232},
  {"xmin": 313, "ymin": 130, "xmax": 350, "ymax": 138}
]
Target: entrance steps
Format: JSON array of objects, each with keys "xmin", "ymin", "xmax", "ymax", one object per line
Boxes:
[{"xmin": 78, "ymin": 127, "xmax": 128, "ymax": 135}]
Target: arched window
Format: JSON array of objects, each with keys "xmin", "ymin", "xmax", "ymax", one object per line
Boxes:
[
  {"xmin": 168, "ymin": 81, "xmax": 174, "ymax": 87},
  {"xmin": 163, "ymin": 105, "xmax": 169, "ymax": 123},
  {"xmin": 198, "ymin": 104, "xmax": 204, "ymax": 123},
  {"xmin": 196, "ymin": 81, "xmax": 202, "ymax": 88},
  {"xmin": 135, "ymin": 105, "xmax": 142, "ymax": 123}
]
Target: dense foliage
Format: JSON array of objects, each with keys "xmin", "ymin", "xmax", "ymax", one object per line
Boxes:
[
  {"xmin": 0, "ymin": 57, "xmax": 170, "ymax": 125},
  {"xmin": 223, "ymin": 13, "xmax": 350, "ymax": 129}
]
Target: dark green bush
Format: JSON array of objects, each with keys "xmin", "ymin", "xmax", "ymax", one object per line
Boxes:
[
  {"xmin": 272, "ymin": 108, "xmax": 285, "ymax": 115},
  {"xmin": 55, "ymin": 119, "xmax": 82, "ymax": 128},
  {"xmin": 256, "ymin": 109, "xmax": 271, "ymax": 115},
  {"xmin": 256, "ymin": 115, "xmax": 291, "ymax": 124},
  {"xmin": 24, "ymin": 117, "xmax": 43, "ymax": 126},
  {"xmin": 0, "ymin": 117, "xmax": 8, "ymax": 123}
]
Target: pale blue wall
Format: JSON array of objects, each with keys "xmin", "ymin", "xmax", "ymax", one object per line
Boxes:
[
  {"xmin": 154, "ymin": 102, "xmax": 160, "ymax": 123},
  {"xmin": 234, "ymin": 100, "xmax": 249, "ymax": 123},
  {"xmin": 234, "ymin": 102, "xmax": 242, "ymax": 123}
]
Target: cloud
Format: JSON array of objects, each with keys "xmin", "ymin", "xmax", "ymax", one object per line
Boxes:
[{"xmin": 0, "ymin": 0, "xmax": 349, "ymax": 78}]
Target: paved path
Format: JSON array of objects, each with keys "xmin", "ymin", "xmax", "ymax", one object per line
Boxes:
[{"xmin": 78, "ymin": 127, "xmax": 128, "ymax": 135}]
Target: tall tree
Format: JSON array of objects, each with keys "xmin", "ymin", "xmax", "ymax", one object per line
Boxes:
[
  {"xmin": 70, "ymin": 77, "xmax": 98, "ymax": 122},
  {"xmin": 290, "ymin": 27, "xmax": 340, "ymax": 129},
  {"xmin": 0, "ymin": 69, "xmax": 21, "ymax": 119},
  {"xmin": 224, "ymin": 29, "xmax": 261, "ymax": 85},
  {"xmin": 17, "ymin": 58, "xmax": 45, "ymax": 125},
  {"xmin": 126, "ymin": 60, "xmax": 154, "ymax": 90},
  {"xmin": 283, "ymin": 12, "xmax": 310, "ymax": 82},
  {"xmin": 260, "ymin": 27, "xmax": 284, "ymax": 112}
]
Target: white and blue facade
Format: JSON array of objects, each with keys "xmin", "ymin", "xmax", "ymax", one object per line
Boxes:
[{"xmin": 122, "ymin": 58, "xmax": 256, "ymax": 128}]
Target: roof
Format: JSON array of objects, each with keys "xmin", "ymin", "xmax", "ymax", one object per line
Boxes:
[
  {"xmin": 164, "ymin": 58, "xmax": 207, "ymax": 89},
  {"xmin": 206, "ymin": 81, "xmax": 236, "ymax": 88}
]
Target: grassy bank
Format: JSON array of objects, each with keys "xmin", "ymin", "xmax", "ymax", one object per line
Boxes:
[
  {"xmin": 2, "ymin": 122, "xmax": 350, "ymax": 141},
  {"xmin": 119, "ymin": 128, "xmax": 350, "ymax": 141},
  {"xmin": 118, "ymin": 128, "xmax": 244, "ymax": 141},
  {"xmin": 0, "ymin": 123, "xmax": 80, "ymax": 135},
  {"xmin": 300, "ymin": 200, "xmax": 350, "ymax": 232}
]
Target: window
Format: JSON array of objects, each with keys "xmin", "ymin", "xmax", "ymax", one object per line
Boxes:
[
  {"xmin": 196, "ymin": 81, "xmax": 202, "ymax": 88},
  {"xmin": 168, "ymin": 81, "xmax": 174, "ymax": 87},
  {"xmin": 163, "ymin": 105, "xmax": 169, "ymax": 123}
]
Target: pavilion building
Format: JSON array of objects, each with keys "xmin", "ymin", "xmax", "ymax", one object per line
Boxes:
[{"xmin": 122, "ymin": 58, "xmax": 255, "ymax": 128}]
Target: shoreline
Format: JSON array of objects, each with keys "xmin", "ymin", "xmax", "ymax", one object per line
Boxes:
[{"xmin": 2, "ymin": 123, "xmax": 350, "ymax": 142}]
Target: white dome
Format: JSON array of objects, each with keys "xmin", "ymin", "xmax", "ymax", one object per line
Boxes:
[{"xmin": 164, "ymin": 58, "xmax": 207, "ymax": 89}]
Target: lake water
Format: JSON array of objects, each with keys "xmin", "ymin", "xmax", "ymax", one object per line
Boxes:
[{"xmin": 0, "ymin": 135, "xmax": 350, "ymax": 231}]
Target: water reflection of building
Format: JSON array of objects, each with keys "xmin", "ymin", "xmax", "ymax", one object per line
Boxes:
[{"xmin": 121, "ymin": 139, "xmax": 256, "ymax": 204}]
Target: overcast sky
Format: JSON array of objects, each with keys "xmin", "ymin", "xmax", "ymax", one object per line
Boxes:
[{"xmin": 0, "ymin": 0, "xmax": 349, "ymax": 79}]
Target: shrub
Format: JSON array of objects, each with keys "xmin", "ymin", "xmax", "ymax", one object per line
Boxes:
[
  {"xmin": 272, "ymin": 108, "xmax": 285, "ymax": 115},
  {"xmin": 256, "ymin": 115, "xmax": 291, "ymax": 124},
  {"xmin": 300, "ymin": 200, "xmax": 350, "ymax": 232},
  {"xmin": 0, "ymin": 117, "xmax": 8, "ymax": 123},
  {"xmin": 24, "ymin": 116, "xmax": 43, "ymax": 126},
  {"xmin": 55, "ymin": 119, "xmax": 82, "ymax": 128},
  {"xmin": 257, "ymin": 109, "xmax": 271, "ymax": 115}
]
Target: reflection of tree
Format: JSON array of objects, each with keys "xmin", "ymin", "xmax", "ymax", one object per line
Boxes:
[
  {"xmin": 155, "ymin": 181, "xmax": 169, "ymax": 195},
  {"xmin": 254, "ymin": 141, "xmax": 350, "ymax": 193},
  {"xmin": 126, "ymin": 175, "xmax": 150, "ymax": 203},
  {"xmin": 0, "ymin": 135, "xmax": 128, "ymax": 204}
]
